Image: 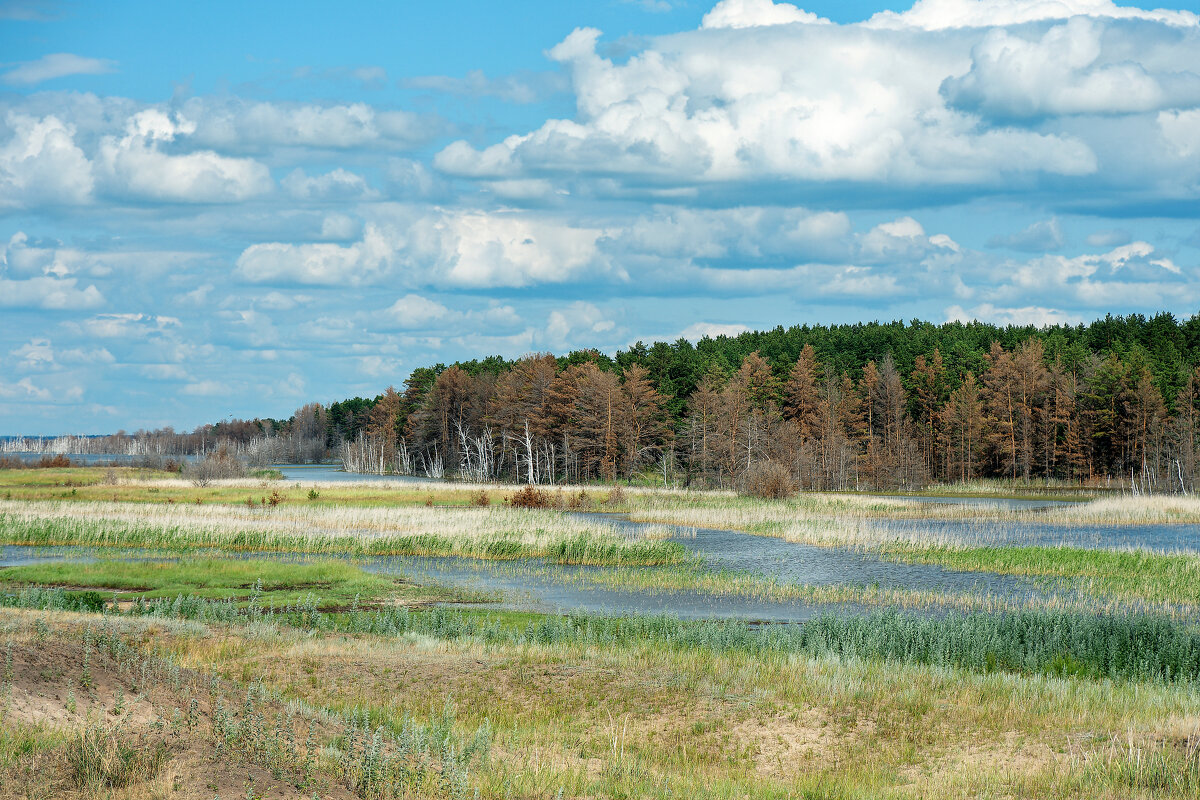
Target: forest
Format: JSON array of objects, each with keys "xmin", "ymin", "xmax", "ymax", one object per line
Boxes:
[
  {"xmin": 230, "ymin": 313, "xmax": 1200, "ymax": 491},
  {"xmin": 12, "ymin": 313, "xmax": 1200, "ymax": 491}
]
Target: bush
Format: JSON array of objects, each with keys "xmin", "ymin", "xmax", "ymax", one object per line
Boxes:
[
  {"xmin": 184, "ymin": 448, "xmax": 246, "ymax": 487},
  {"xmin": 508, "ymin": 485, "xmax": 552, "ymax": 508},
  {"xmin": 603, "ymin": 485, "xmax": 627, "ymax": 506},
  {"xmin": 70, "ymin": 591, "xmax": 107, "ymax": 613},
  {"xmin": 470, "ymin": 490, "xmax": 491, "ymax": 507},
  {"xmin": 741, "ymin": 460, "xmax": 796, "ymax": 499},
  {"xmin": 567, "ymin": 490, "xmax": 594, "ymax": 510}
]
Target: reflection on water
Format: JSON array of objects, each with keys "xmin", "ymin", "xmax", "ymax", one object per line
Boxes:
[{"xmin": 274, "ymin": 464, "xmax": 433, "ymax": 484}]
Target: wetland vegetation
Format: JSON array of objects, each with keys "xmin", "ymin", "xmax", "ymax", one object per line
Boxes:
[{"xmin": 3, "ymin": 465, "xmax": 1200, "ymax": 797}]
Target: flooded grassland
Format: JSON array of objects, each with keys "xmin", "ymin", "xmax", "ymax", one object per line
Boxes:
[{"xmin": 2, "ymin": 467, "xmax": 1199, "ymax": 798}]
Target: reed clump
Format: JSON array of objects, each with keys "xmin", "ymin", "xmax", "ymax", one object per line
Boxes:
[
  {"xmin": 740, "ymin": 460, "xmax": 797, "ymax": 499},
  {"xmin": 0, "ymin": 501, "xmax": 689, "ymax": 566}
]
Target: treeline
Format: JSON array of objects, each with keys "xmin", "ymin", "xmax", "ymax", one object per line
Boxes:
[
  {"xmin": 18, "ymin": 314, "xmax": 1200, "ymax": 490},
  {"xmin": 3, "ymin": 405, "xmax": 327, "ymax": 467},
  {"xmin": 322, "ymin": 313, "xmax": 1200, "ymax": 491}
]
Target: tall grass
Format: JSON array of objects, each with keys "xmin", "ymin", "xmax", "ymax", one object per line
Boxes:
[
  {"xmin": 881, "ymin": 543, "xmax": 1200, "ymax": 606},
  {"xmin": 66, "ymin": 722, "xmax": 168, "ymax": 792},
  {"xmin": 0, "ymin": 500, "xmax": 688, "ymax": 566},
  {"xmin": 9, "ymin": 586, "xmax": 1200, "ymax": 685}
]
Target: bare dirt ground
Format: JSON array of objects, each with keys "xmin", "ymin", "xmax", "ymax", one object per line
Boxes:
[{"xmin": 1, "ymin": 632, "xmax": 355, "ymax": 800}]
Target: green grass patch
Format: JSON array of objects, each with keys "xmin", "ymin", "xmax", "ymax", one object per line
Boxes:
[
  {"xmin": 882, "ymin": 543, "xmax": 1200, "ymax": 605},
  {"xmin": 0, "ymin": 557, "xmax": 461, "ymax": 608},
  {"xmin": 248, "ymin": 468, "xmax": 284, "ymax": 480},
  {"xmin": 0, "ymin": 467, "xmax": 178, "ymax": 489}
]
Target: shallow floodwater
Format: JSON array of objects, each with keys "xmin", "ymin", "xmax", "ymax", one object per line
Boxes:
[
  {"xmin": 1, "ymin": 504, "xmax": 1150, "ymax": 624},
  {"xmin": 0, "ymin": 541, "xmax": 1043, "ymax": 622},
  {"xmin": 275, "ymin": 464, "xmax": 433, "ymax": 484},
  {"xmin": 870, "ymin": 518, "xmax": 1200, "ymax": 554},
  {"xmin": 3, "ymin": 464, "xmax": 1196, "ymax": 619},
  {"xmin": 873, "ymin": 494, "xmax": 1076, "ymax": 511}
]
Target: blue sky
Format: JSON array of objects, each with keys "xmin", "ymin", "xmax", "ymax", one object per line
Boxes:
[{"xmin": 2, "ymin": 0, "xmax": 1199, "ymax": 433}]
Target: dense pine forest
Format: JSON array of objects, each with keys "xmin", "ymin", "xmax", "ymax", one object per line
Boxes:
[
  {"xmin": 14, "ymin": 313, "xmax": 1200, "ymax": 491},
  {"xmin": 311, "ymin": 313, "xmax": 1200, "ymax": 491}
]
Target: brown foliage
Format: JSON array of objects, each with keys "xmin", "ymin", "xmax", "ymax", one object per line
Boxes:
[
  {"xmin": 603, "ymin": 485, "xmax": 627, "ymax": 506},
  {"xmin": 470, "ymin": 490, "xmax": 491, "ymax": 507},
  {"xmin": 567, "ymin": 489, "xmax": 594, "ymax": 510},
  {"xmin": 0, "ymin": 454, "xmax": 73, "ymax": 469},
  {"xmin": 185, "ymin": 448, "xmax": 244, "ymax": 486},
  {"xmin": 741, "ymin": 460, "xmax": 797, "ymax": 499},
  {"xmin": 507, "ymin": 484, "xmax": 553, "ymax": 508}
]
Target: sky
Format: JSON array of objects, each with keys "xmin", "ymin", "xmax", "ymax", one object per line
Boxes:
[{"xmin": 2, "ymin": 0, "xmax": 1200, "ymax": 434}]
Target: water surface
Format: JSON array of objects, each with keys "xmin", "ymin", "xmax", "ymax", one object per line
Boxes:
[{"xmin": 275, "ymin": 464, "xmax": 433, "ymax": 484}]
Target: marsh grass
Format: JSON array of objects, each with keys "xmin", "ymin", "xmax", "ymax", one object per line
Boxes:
[
  {"xmin": 626, "ymin": 489, "xmax": 1200, "ymax": 532},
  {"xmin": 881, "ymin": 543, "xmax": 1200, "ymax": 606},
  {"xmin": 0, "ymin": 500, "xmax": 689, "ymax": 566},
  {"xmin": 0, "ymin": 557, "xmax": 459, "ymax": 608}
]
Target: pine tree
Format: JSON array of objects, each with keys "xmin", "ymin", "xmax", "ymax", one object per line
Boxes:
[
  {"xmin": 620, "ymin": 364, "xmax": 672, "ymax": 478},
  {"xmin": 784, "ymin": 344, "xmax": 823, "ymax": 440}
]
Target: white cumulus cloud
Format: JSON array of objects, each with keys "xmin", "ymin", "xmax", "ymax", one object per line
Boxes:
[
  {"xmin": 700, "ymin": 0, "xmax": 828, "ymax": 29},
  {"xmin": 237, "ymin": 210, "xmax": 608, "ymax": 289},
  {"xmin": 97, "ymin": 110, "xmax": 272, "ymax": 203},
  {"xmin": 0, "ymin": 114, "xmax": 94, "ymax": 207},
  {"xmin": 866, "ymin": 0, "xmax": 1199, "ymax": 30},
  {"xmin": 434, "ymin": 19, "xmax": 1098, "ymax": 191},
  {"xmin": 943, "ymin": 17, "xmax": 1200, "ymax": 119},
  {"xmin": 0, "ymin": 276, "xmax": 104, "ymax": 309}
]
